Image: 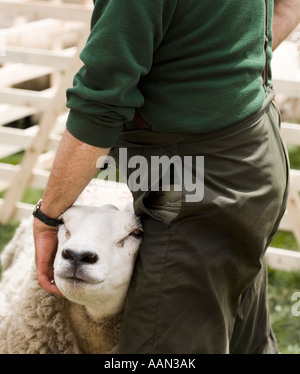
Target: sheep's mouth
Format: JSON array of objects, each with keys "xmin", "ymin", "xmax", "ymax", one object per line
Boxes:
[
  {"xmin": 64, "ymin": 276, "xmax": 104, "ymax": 285},
  {"xmin": 55, "ymin": 266, "xmax": 105, "ymax": 285},
  {"xmin": 57, "ymin": 272, "xmax": 105, "ymax": 285}
]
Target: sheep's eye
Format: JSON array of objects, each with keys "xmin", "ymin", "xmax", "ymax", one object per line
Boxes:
[{"xmin": 130, "ymin": 229, "xmax": 143, "ymax": 239}]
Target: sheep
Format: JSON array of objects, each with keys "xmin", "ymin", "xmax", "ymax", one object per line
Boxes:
[{"xmin": 0, "ymin": 198, "xmax": 143, "ymax": 354}]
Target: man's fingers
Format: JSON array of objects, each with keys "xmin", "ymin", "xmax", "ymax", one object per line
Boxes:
[
  {"xmin": 36, "ymin": 250, "xmax": 64, "ymax": 297},
  {"xmin": 33, "ymin": 218, "xmax": 64, "ymax": 297},
  {"xmin": 37, "ymin": 271, "xmax": 65, "ymax": 297}
]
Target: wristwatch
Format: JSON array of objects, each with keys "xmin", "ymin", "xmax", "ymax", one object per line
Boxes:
[{"xmin": 33, "ymin": 199, "xmax": 63, "ymax": 227}]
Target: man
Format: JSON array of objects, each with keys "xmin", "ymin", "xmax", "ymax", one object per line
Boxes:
[{"xmin": 33, "ymin": 0, "xmax": 300, "ymax": 353}]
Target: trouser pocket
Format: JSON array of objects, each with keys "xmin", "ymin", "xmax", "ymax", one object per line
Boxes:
[
  {"xmin": 143, "ymin": 188, "xmax": 183, "ymax": 224},
  {"xmin": 110, "ymin": 142, "xmax": 185, "ymax": 224}
]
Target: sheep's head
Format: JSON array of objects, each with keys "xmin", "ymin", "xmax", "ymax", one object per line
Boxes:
[{"xmin": 53, "ymin": 204, "xmax": 142, "ymax": 319}]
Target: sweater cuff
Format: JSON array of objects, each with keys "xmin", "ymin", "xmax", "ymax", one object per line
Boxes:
[{"xmin": 66, "ymin": 110, "xmax": 122, "ymax": 148}]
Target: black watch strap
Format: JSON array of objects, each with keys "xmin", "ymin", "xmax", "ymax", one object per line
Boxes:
[{"xmin": 33, "ymin": 199, "xmax": 63, "ymax": 227}]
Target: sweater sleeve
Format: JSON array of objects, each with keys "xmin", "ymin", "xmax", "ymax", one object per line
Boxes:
[{"xmin": 66, "ymin": 0, "xmax": 176, "ymax": 148}]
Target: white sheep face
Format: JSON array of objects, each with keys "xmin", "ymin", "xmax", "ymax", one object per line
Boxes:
[{"xmin": 54, "ymin": 204, "xmax": 142, "ymax": 318}]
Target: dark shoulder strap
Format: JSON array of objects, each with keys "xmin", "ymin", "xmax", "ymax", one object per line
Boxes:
[{"xmin": 263, "ymin": 0, "xmax": 269, "ymax": 87}]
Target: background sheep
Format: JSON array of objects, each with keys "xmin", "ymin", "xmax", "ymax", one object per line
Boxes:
[{"xmin": 0, "ymin": 185, "xmax": 142, "ymax": 354}]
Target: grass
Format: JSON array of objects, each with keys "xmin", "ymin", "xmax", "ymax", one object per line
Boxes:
[
  {"xmin": 268, "ymin": 227, "xmax": 300, "ymax": 353},
  {"xmin": 0, "ymin": 220, "xmax": 20, "ymax": 277},
  {"xmin": 271, "ymin": 230, "xmax": 300, "ymax": 252},
  {"xmin": 288, "ymin": 144, "xmax": 300, "ymax": 170},
  {"xmin": 0, "ymin": 220, "xmax": 20, "ymax": 253},
  {"xmin": 268, "ymin": 269, "xmax": 300, "ymax": 354},
  {"xmin": 0, "ymin": 151, "xmax": 24, "ymax": 165}
]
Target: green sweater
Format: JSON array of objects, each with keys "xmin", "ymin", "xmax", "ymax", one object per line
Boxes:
[{"xmin": 66, "ymin": 0, "xmax": 273, "ymax": 148}]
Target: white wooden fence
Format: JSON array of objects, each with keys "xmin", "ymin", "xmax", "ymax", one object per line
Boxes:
[
  {"xmin": 0, "ymin": 1, "xmax": 299, "ymax": 271},
  {"xmin": 0, "ymin": 0, "xmax": 91, "ymax": 220}
]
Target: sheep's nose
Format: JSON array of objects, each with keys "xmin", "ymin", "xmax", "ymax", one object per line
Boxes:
[{"xmin": 62, "ymin": 249, "xmax": 98, "ymax": 264}]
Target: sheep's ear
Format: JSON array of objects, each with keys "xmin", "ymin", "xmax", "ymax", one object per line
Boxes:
[{"xmin": 124, "ymin": 202, "xmax": 134, "ymax": 213}]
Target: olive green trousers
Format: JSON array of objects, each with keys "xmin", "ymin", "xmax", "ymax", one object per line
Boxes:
[{"xmin": 111, "ymin": 87, "xmax": 289, "ymax": 354}]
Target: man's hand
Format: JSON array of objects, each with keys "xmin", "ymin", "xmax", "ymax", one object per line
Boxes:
[
  {"xmin": 33, "ymin": 129, "xmax": 110, "ymax": 295},
  {"xmin": 33, "ymin": 218, "xmax": 64, "ymax": 296}
]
